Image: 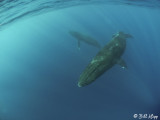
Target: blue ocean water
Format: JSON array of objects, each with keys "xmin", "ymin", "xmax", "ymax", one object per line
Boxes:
[{"xmin": 0, "ymin": 0, "xmax": 160, "ymax": 120}]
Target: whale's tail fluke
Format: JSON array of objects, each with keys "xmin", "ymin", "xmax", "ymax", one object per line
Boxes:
[
  {"xmin": 124, "ymin": 33, "xmax": 133, "ymax": 39},
  {"xmin": 112, "ymin": 31, "xmax": 133, "ymax": 39},
  {"xmin": 119, "ymin": 31, "xmax": 133, "ymax": 39}
]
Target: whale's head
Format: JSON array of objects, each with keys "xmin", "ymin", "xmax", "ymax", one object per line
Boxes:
[
  {"xmin": 78, "ymin": 65, "xmax": 98, "ymax": 87},
  {"xmin": 69, "ymin": 31, "xmax": 79, "ymax": 37},
  {"xmin": 78, "ymin": 71, "xmax": 96, "ymax": 87},
  {"xmin": 78, "ymin": 75, "xmax": 96, "ymax": 87},
  {"xmin": 78, "ymin": 57, "xmax": 106, "ymax": 87}
]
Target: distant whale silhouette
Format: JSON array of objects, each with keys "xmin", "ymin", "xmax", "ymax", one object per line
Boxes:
[
  {"xmin": 69, "ymin": 31, "xmax": 101, "ymax": 50},
  {"xmin": 78, "ymin": 31, "xmax": 133, "ymax": 87}
]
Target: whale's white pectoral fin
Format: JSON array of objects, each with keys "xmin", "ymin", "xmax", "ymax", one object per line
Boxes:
[
  {"xmin": 117, "ymin": 58, "xmax": 127, "ymax": 69},
  {"xmin": 78, "ymin": 40, "xmax": 81, "ymax": 50}
]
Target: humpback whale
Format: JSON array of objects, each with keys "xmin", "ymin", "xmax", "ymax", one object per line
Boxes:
[
  {"xmin": 78, "ymin": 31, "xmax": 133, "ymax": 87},
  {"xmin": 69, "ymin": 31, "xmax": 101, "ymax": 49}
]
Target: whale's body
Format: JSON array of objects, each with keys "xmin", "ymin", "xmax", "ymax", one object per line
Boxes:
[
  {"xmin": 78, "ymin": 32, "xmax": 133, "ymax": 87},
  {"xmin": 69, "ymin": 31, "xmax": 101, "ymax": 49}
]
